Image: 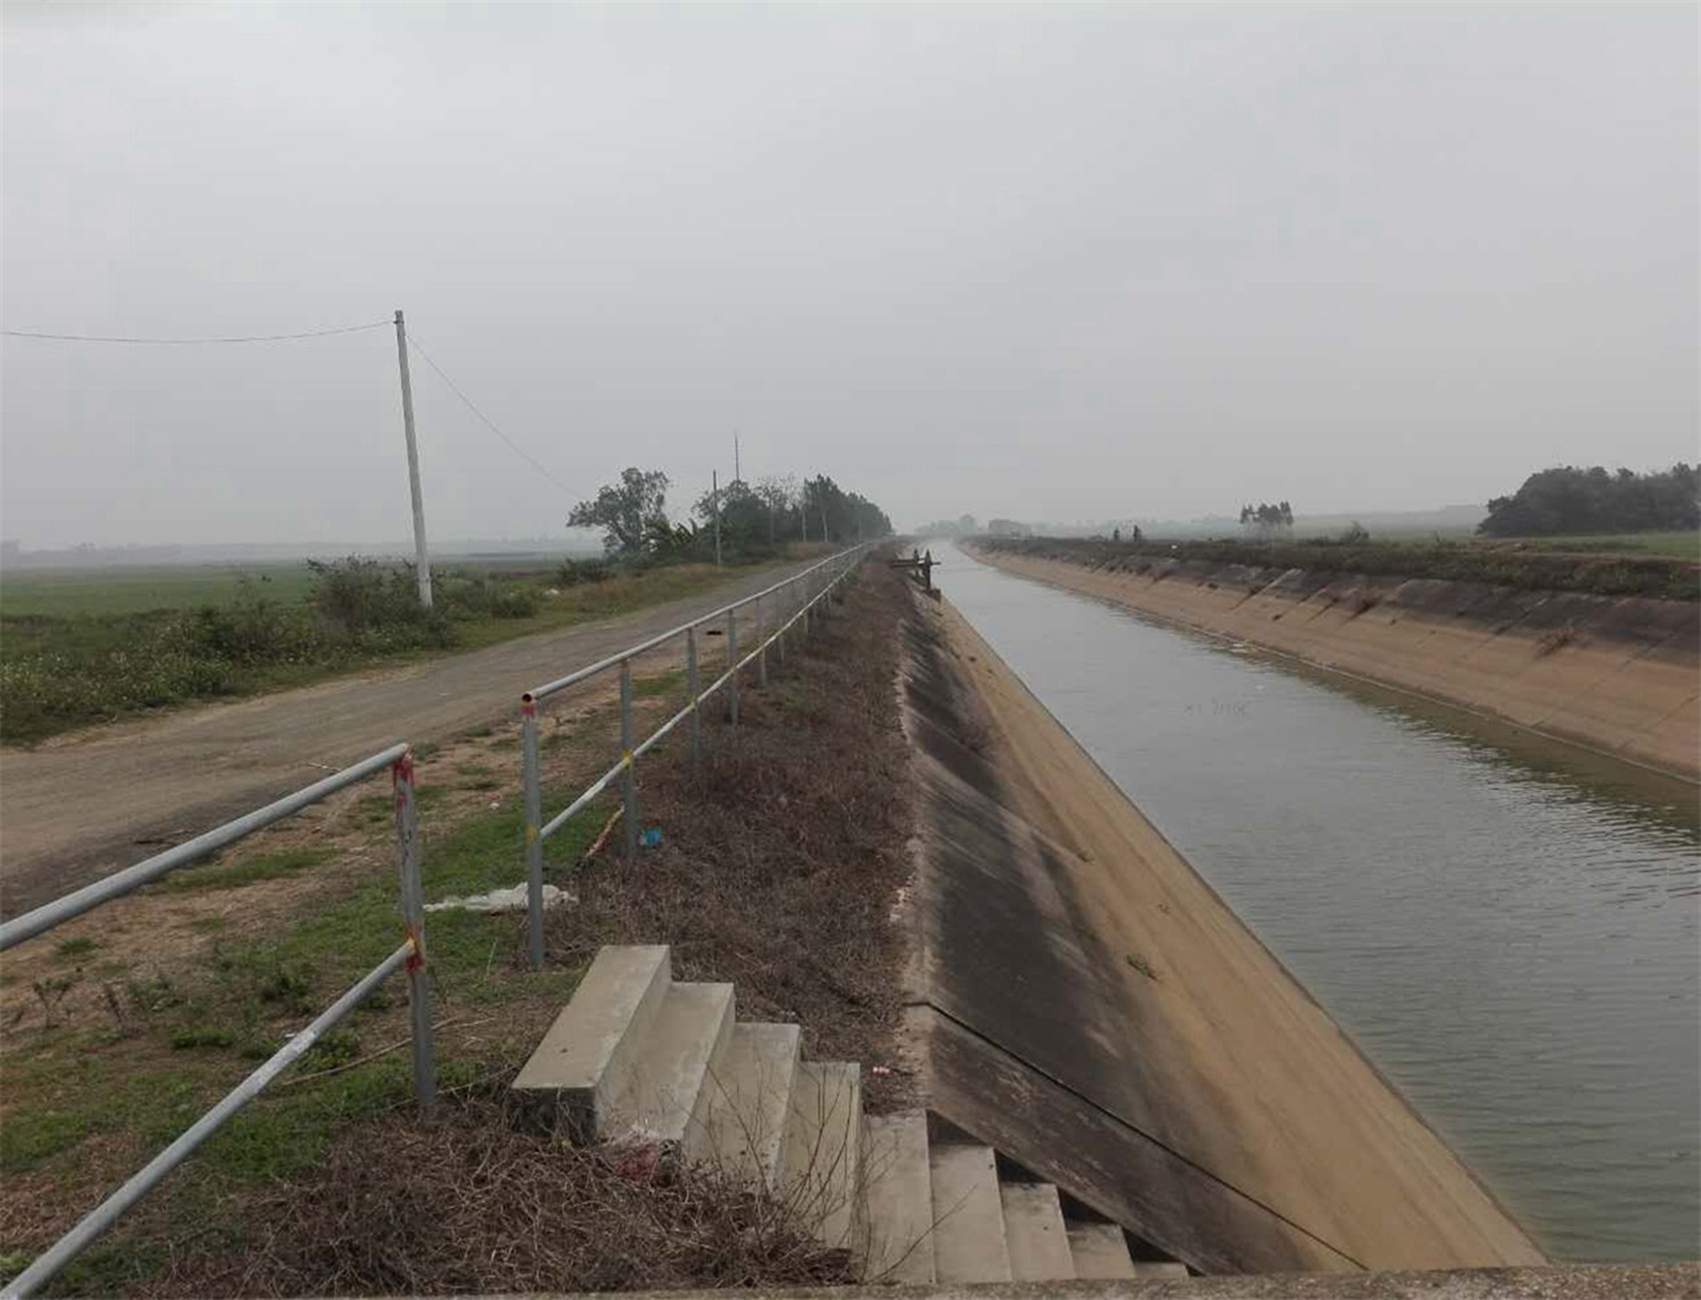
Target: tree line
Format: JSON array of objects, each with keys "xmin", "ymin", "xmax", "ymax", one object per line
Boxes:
[
  {"xmin": 568, "ymin": 467, "xmax": 893, "ymax": 562},
  {"xmin": 1239, "ymin": 501, "xmax": 1294, "ymax": 537},
  {"xmin": 1478, "ymin": 464, "xmax": 1698, "ymax": 538}
]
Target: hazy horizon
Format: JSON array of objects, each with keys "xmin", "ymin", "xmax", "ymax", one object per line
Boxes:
[{"xmin": 4, "ymin": 4, "xmax": 1695, "ymax": 549}]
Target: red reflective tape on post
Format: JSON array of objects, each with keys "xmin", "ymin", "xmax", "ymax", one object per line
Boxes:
[
  {"xmin": 405, "ymin": 926, "xmax": 425, "ymax": 973},
  {"xmin": 521, "ymin": 696, "xmax": 537, "ymax": 718},
  {"xmin": 392, "ymin": 751, "xmax": 417, "ymax": 814}
]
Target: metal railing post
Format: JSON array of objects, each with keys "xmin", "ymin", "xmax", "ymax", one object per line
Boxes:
[
  {"xmin": 727, "ymin": 607, "xmax": 740, "ymax": 728},
  {"xmin": 620, "ymin": 658, "xmax": 638, "ymax": 861},
  {"xmin": 687, "ymin": 625, "xmax": 702, "ymax": 773},
  {"xmin": 757, "ymin": 594, "xmax": 768, "ymax": 688},
  {"xmin": 520, "ymin": 694, "xmax": 545, "ymax": 971},
  {"xmin": 392, "ymin": 751, "xmax": 436, "ymax": 1108}
]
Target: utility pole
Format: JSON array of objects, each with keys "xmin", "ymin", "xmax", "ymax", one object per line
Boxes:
[
  {"xmin": 734, "ymin": 430, "xmax": 741, "ymax": 485},
  {"xmin": 392, "ymin": 309, "xmax": 433, "ymax": 608},
  {"xmin": 821, "ymin": 505, "xmax": 829, "ymax": 545},
  {"xmin": 712, "ymin": 469, "xmax": 723, "ymax": 566}
]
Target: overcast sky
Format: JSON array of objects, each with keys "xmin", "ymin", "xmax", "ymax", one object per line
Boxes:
[{"xmin": 3, "ymin": 3, "xmax": 1695, "ymax": 547}]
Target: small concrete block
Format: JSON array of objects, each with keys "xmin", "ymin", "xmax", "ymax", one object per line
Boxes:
[
  {"xmin": 1067, "ymin": 1221, "xmax": 1138, "ymax": 1280},
  {"xmin": 1133, "ymin": 1261, "xmax": 1192, "ymax": 1278},
  {"xmin": 511, "ymin": 944, "xmax": 670, "ymax": 1140},
  {"xmin": 929, "ymin": 1144, "xmax": 1012, "ymax": 1284},
  {"xmin": 688, "ymin": 1021, "xmax": 801, "ymax": 1188},
  {"xmin": 783, "ymin": 1061, "xmax": 863, "ymax": 1249},
  {"xmin": 861, "ymin": 1110, "xmax": 935, "ymax": 1284},
  {"xmin": 1000, "ymin": 1182, "xmax": 1075, "ymax": 1282},
  {"xmin": 607, "ymin": 982, "xmax": 735, "ymax": 1146}
]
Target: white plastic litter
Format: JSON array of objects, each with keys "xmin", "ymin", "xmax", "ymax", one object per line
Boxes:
[{"xmin": 425, "ymin": 883, "xmax": 575, "ymax": 913}]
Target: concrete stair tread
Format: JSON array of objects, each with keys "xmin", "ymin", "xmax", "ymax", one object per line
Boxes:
[
  {"xmin": 512, "ymin": 944, "xmax": 671, "ymax": 1140},
  {"xmin": 783, "ymin": 1061, "xmax": 862, "ymax": 1250},
  {"xmin": 607, "ymin": 981, "xmax": 736, "ymax": 1145},
  {"xmin": 1133, "ymin": 1261, "xmax": 1192, "ymax": 1278},
  {"xmin": 860, "ymin": 1110, "xmax": 935, "ymax": 1284},
  {"xmin": 1067, "ymin": 1221, "xmax": 1139, "ymax": 1280},
  {"xmin": 1000, "ymin": 1181, "xmax": 1075, "ymax": 1281},
  {"xmin": 929, "ymin": 1143, "xmax": 1012, "ymax": 1284},
  {"xmin": 688, "ymin": 1021, "xmax": 801, "ymax": 1187}
]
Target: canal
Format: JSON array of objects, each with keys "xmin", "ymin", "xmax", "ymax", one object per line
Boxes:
[{"xmin": 942, "ymin": 542, "xmax": 1700, "ymax": 1263}]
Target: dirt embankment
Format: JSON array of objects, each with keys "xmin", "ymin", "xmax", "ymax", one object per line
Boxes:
[
  {"xmin": 898, "ymin": 589, "xmax": 1546, "ymax": 1273},
  {"xmin": 966, "ymin": 541, "xmax": 1699, "ymax": 781}
]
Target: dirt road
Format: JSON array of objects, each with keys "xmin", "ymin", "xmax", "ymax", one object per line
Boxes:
[{"xmin": 0, "ymin": 559, "xmax": 816, "ymax": 915}]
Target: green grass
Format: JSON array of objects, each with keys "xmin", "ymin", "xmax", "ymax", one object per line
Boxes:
[
  {"xmin": 985, "ymin": 534, "xmax": 1701, "ymax": 600},
  {"xmin": 2, "ymin": 558, "xmax": 767, "ymax": 746},
  {"xmin": 167, "ymin": 847, "xmax": 335, "ymax": 892},
  {"xmin": 0, "ymin": 565, "xmax": 316, "ymax": 618},
  {"xmin": 633, "ymin": 668, "xmax": 685, "ymax": 698},
  {"xmin": 54, "ymin": 937, "xmax": 100, "ymax": 961},
  {"xmin": 1511, "ymin": 530, "xmax": 1701, "ymax": 559},
  {"xmin": 0, "ymin": 791, "xmax": 601, "ymax": 1193}
]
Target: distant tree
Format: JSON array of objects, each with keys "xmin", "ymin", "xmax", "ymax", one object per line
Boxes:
[
  {"xmin": 568, "ymin": 468, "xmax": 671, "ymax": 557},
  {"xmin": 694, "ymin": 478, "xmax": 769, "ymax": 555},
  {"xmin": 1112, "ymin": 527, "xmax": 1121, "ymax": 542},
  {"xmin": 1341, "ymin": 520, "xmax": 1370, "ymax": 544},
  {"xmin": 1239, "ymin": 501, "xmax": 1294, "ymax": 539},
  {"xmin": 754, "ymin": 475, "xmax": 800, "ymax": 542},
  {"xmin": 1478, "ymin": 464, "xmax": 1700, "ymax": 537}
]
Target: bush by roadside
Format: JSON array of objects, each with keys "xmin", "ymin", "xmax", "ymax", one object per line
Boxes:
[{"xmin": 0, "ymin": 556, "xmax": 730, "ymax": 744}]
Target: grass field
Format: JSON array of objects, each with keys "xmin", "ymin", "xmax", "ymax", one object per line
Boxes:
[
  {"xmin": 1504, "ymin": 531, "xmax": 1701, "ymax": 559},
  {"xmin": 0, "ymin": 566, "xmax": 319, "ymax": 619},
  {"xmin": 0, "ymin": 552, "xmax": 807, "ymax": 745},
  {"xmin": 980, "ymin": 532, "xmax": 1701, "ymax": 600}
]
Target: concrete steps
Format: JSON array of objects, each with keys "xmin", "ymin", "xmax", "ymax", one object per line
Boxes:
[{"xmin": 513, "ymin": 944, "xmax": 1192, "ymax": 1284}]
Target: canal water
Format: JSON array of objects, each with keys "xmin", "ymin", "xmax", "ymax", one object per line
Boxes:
[{"xmin": 942, "ymin": 543, "xmax": 1700, "ymax": 1263}]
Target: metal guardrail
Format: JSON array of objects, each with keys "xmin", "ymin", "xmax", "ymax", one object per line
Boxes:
[
  {"xmin": 2, "ymin": 544, "xmax": 874, "ymax": 1292},
  {"xmin": 0, "ymin": 747, "xmax": 436, "ymax": 1300},
  {"xmin": 517, "ymin": 543, "xmax": 871, "ymax": 967}
]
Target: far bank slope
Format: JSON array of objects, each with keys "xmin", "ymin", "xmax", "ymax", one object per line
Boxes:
[
  {"xmin": 966, "ymin": 541, "xmax": 1699, "ymax": 781},
  {"xmin": 900, "ymin": 591, "xmax": 1544, "ymax": 1274}
]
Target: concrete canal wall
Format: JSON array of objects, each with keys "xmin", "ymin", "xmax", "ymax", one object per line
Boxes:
[
  {"xmin": 964, "ymin": 543, "xmax": 1699, "ymax": 781},
  {"xmin": 898, "ymin": 589, "xmax": 1546, "ymax": 1273}
]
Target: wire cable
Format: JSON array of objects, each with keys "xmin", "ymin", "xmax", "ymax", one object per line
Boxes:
[
  {"xmin": 2, "ymin": 320, "xmax": 392, "ymax": 344},
  {"xmin": 403, "ymin": 332, "xmax": 577, "ymax": 497}
]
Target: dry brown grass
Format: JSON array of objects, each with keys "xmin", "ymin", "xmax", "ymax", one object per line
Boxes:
[
  {"xmin": 140, "ymin": 1093, "xmax": 853, "ymax": 1298},
  {"xmin": 539, "ymin": 562, "xmax": 918, "ymax": 1111},
  {"xmin": 60, "ymin": 559, "xmax": 919, "ymax": 1297}
]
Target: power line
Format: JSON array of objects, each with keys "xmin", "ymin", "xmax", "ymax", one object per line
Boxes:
[
  {"xmin": 2, "ymin": 319, "xmax": 392, "ymax": 344},
  {"xmin": 403, "ymin": 333, "xmax": 576, "ymax": 498}
]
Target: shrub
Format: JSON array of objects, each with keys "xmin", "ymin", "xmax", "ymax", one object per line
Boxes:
[
  {"xmin": 555, "ymin": 557, "xmax": 613, "ymax": 587},
  {"xmin": 307, "ymin": 558, "xmax": 454, "ymax": 651}
]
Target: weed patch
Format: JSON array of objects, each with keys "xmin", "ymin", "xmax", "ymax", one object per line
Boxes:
[
  {"xmin": 167, "ymin": 847, "xmax": 333, "ymax": 893},
  {"xmin": 633, "ymin": 668, "xmax": 684, "ymax": 699}
]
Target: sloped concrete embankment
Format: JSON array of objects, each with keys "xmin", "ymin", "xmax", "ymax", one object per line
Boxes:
[
  {"xmin": 897, "ymin": 591, "xmax": 1546, "ymax": 1275},
  {"xmin": 966, "ymin": 544, "xmax": 1699, "ymax": 781}
]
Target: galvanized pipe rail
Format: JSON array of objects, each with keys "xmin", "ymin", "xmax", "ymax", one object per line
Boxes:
[
  {"xmin": 0, "ymin": 744, "xmax": 409, "ymax": 952},
  {"xmin": 518, "ymin": 544, "xmax": 870, "ymax": 967},
  {"xmin": 0, "ymin": 746, "xmax": 437, "ymax": 1299}
]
